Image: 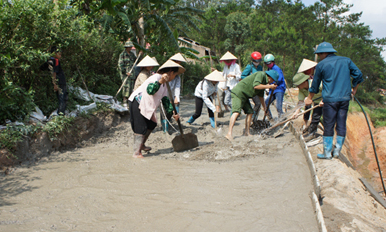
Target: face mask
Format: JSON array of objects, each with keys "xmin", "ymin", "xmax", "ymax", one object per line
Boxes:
[
  {"xmin": 266, "ymin": 62, "xmax": 274, "ymax": 69},
  {"xmin": 252, "ymin": 61, "xmax": 260, "ymax": 66}
]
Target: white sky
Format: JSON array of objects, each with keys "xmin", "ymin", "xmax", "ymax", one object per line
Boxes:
[{"xmin": 301, "ymin": 0, "xmax": 386, "ymax": 60}]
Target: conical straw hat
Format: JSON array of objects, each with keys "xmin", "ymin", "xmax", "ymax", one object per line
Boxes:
[
  {"xmin": 297, "ymin": 59, "xmax": 317, "ymax": 73},
  {"xmin": 204, "ymin": 70, "xmax": 225, "ymax": 82},
  {"xmin": 157, "ymin": 59, "xmax": 186, "ymax": 75},
  {"xmin": 151, "ymin": 57, "xmax": 158, "ymax": 63},
  {"xmin": 170, "ymin": 53, "xmax": 187, "ymax": 62},
  {"xmin": 137, "ymin": 55, "xmax": 160, "ymax": 67},
  {"xmin": 219, "ymin": 51, "xmax": 237, "ymax": 61}
]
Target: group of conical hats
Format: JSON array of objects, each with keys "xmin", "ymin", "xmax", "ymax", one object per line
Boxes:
[{"xmin": 136, "ymin": 52, "xmax": 188, "ymax": 75}]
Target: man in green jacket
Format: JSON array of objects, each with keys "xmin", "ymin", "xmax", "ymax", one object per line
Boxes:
[
  {"xmin": 118, "ymin": 41, "xmax": 136, "ymax": 108},
  {"xmin": 225, "ymin": 70, "xmax": 278, "ymax": 141}
]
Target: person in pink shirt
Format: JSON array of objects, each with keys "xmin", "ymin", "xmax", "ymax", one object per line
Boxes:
[{"xmin": 128, "ymin": 60, "xmax": 185, "ymax": 158}]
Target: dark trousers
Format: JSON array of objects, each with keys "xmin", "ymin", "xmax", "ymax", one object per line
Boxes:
[
  {"xmin": 323, "ymin": 101, "xmax": 349, "ymax": 137},
  {"xmin": 304, "ymin": 104, "xmax": 323, "ymax": 125},
  {"xmin": 192, "ymin": 96, "xmax": 214, "ymax": 119},
  {"xmin": 57, "ymin": 85, "xmax": 68, "ymax": 115},
  {"xmin": 129, "ymin": 100, "xmax": 157, "ymax": 135}
]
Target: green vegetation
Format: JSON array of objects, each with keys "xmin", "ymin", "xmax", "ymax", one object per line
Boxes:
[{"xmin": 349, "ymin": 101, "xmax": 386, "ymax": 128}]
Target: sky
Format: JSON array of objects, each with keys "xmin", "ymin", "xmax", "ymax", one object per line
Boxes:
[{"xmin": 301, "ymin": 0, "xmax": 386, "ymax": 60}]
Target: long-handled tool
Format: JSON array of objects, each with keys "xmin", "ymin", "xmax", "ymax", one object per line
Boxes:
[
  {"xmin": 252, "ymin": 92, "xmax": 274, "ymax": 130},
  {"xmin": 114, "ymin": 54, "xmax": 141, "ymax": 102},
  {"xmin": 166, "ymin": 82, "xmax": 199, "ymax": 152},
  {"xmin": 76, "ymin": 65, "xmax": 95, "ymax": 103},
  {"xmin": 262, "ymin": 104, "xmax": 320, "ymax": 134},
  {"xmin": 208, "ymin": 48, "xmax": 224, "ymax": 118}
]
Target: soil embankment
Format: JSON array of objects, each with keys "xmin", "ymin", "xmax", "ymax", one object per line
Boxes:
[{"xmin": 0, "ymin": 99, "xmax": 319, "ymax": 231}]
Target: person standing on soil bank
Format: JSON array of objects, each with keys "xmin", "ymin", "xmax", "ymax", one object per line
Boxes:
[
  {"xmin": 225, "ymin": 70, "xmax": 278, "ymax": 141},
  {"xmin": 264, "ymin": 54, "xmax": 286, "ymax": 119},
  {"xmin": 218, "ymin": 51, "xmax": 241, "ymax": 111},
  {"xmin": 241, "ymin": 51, "xmax": 263, "ymax": 119},
  {"xmin": 292, "ymin": 59, "xmax": 323, "ymax": 142},
  {"xmin": 128, "ymin": 60, "xmax": 185, "ymax": 158},
  {"xmin": 305, "ymin": 42, "xmax": 363, "ymax": 160},
  {"xmin": 186, "ymin": 70, "xmax": 225, "ymax": 128},
  {"xmin": 118, "ymin": 41, "xmax": 137, "ymax": 108},
  {"xmin": 48, "ymin": 46, "xmax": 68, "ymax": 115},
  {"xmin": 133, "ymin": 55, "xmax": 159, "ymax": 91},
  {"xmin": 160, "ymin": 53, "xmax": 186, "ymax": 133}
]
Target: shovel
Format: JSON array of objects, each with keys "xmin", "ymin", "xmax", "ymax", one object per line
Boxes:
[
  {"xmin": 114, "ymin": 54, "xmax": 141, "ymax": 102},
  {"xmin": 252, "ymin": 92, "xmax": 274, "ymax": 130},
  {"xmin": 166, "ymin": 82, "xmax": 199, "ymax": 152}
]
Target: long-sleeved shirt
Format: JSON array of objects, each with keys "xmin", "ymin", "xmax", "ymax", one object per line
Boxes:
[
  {"xmin": 268, "ymin": 64, "xmax": 286, "ymax": 94},
  {"xmin": 133, "ymin": 69, "xmax": 151, "ymax": 91},
  {"xmin": 194, "ymin": 80, "xmax": 218, "ymax": 113},
  {"xmin": 118, "ymin": 50, "xmax": 136, "ymax": 84},
  {"xmin": 241, "ymin": 63, "xmax": 263, "ymax": 79},
  {"xmin": 231, "ymin": 71, "xmax": 269, "ymax": 101},
  {"xmin": 168, "ymin": 75, "xmax": 181, "ymax": 102},
  {"xmin": 218, "ymin": 63, "xmax": 241, "ymax": 90},
  {"xmin": 309, "ymin": 54, "xmax": 363, "ymax": 103}
]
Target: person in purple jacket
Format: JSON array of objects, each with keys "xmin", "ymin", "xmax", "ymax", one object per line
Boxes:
[
  {"xmin": 305, "ymin": 42, "xmax": 363, "ymax": 160},
  {"xmin": 263, "ymin": 54, "xmax": 286, "ymax": 119}
]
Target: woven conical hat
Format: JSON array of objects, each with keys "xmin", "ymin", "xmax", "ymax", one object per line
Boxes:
[
  {"xmin": 137, "ymin": 55, "xmax": 159, "ymax": 67},
  {"xmin": 170, "ymin": 53, "xmax": 187, "ymax": 62},
  {"xmin": 204, "ymin": 70, "xmax": 225, "ymax": 82},
  {"xmin": 220, "ymin": 51, "xmax": 237, "ymax": 61},
  {"xmin": 157, "ymin": 60, "xmax": 185, "ymax": 75},
  {"xmin": 297, "ymin": 59, "xmax": 317, "ymax": 73}
]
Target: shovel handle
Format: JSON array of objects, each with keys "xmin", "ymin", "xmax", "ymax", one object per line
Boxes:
[
  {"xmin": 263, "ymin": 92, "xmax": 274, "ymax": 121},
  {"xmin": 166, "ymin": 82, "xmax": 184, "ymax": 135},
  {"xmin": 115, "ymin": 54, "xmax": 142, "ymax": 99}
]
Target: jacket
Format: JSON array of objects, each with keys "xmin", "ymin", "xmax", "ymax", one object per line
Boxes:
[
  {"xmin": 241, "ymin": 63, "xmax": 263, "ymax": 79},
  {"xmin": 268, "ymin": 64, "xmax": 286, "ymax": 94},
  {"xmin": 194, "ymin": 80, "xmax": 218, "ymax": 113},
  {"xmin": 218, "ymin": 63, "xmax": 241, "ymax": 90}
]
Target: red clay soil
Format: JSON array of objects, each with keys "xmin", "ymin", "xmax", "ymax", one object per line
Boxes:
[{"xmin": 345, "ymin": 112, "xmax": 386, "ymax": 194}]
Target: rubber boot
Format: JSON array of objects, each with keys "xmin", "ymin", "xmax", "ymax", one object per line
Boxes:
[
  {"xmin": 187, "ymin": 116, "xmax": 195, "ymax": 124},
  {"xmin": 161, "ymin": 119, "xmax": 168, "ymax": 133},
  {"xmin": 209, "ymin": 117, "xmax": 215, "ymax": 128},
  {"xmin": 175, "ymin": 104, "xmax": 179, "ymax": 113},
  {"xmin": 133, "ymin": 134, "xmax": 144, "ymax": 158},
  {"xmin": 304, "ymin": 123, "xmax": 318, "ymax": 142},
  {"xmin": 317, "ymin": 136, "xmax": 333, "ymax": 160},
  {"xmin": 142, "ymin": 130, "xmax": 152, "ymax": 152},
  {"xmin": 333, "ymin": 136, "xmax": 345, "ymax": 158}
]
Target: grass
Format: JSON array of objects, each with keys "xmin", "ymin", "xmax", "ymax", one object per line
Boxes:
[{"xmin": 349, "ymin": 101, "xmax": 386, "ymax": 128}]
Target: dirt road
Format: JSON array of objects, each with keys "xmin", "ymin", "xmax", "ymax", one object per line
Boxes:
[{"xmin": 0, "ymin": 99, "xmax": 318, "ymax": 231}]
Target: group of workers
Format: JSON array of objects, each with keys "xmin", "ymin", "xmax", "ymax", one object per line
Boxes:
[{"xmin": 116, "ymin": 41, "xmax": 364, "ymax": 160}]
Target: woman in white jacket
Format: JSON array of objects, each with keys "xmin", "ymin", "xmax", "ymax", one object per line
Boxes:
[
  {"xmin": 186, "ymin": 70, "xmax": 225, "ymax": 128},
  {"xmin": 219, "ymin": 51, "xmax": 241, "ymax": 109}
]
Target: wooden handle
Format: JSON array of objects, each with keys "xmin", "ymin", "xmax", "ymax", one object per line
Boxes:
[
  {"xmin": 166, "ymin": 82, "xmax": 184, "ymax": 135},
  {"xmin": 115, "ymin": 54, "xmax": 141, "ymax": 98}
]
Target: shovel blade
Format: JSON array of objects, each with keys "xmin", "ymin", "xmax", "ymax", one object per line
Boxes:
[
  {"xmin": 217, "ymin": 111, "xmax": 225, "ymax": 118},
  {"xmin": 172, "ymin": 133, "xmax": 199, "ymax": 152}
]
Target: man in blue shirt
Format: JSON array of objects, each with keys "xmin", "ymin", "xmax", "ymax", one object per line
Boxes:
[
  {"xmin": 305, "ymin": 42, "xmax": 363, "ymax": 159},
  {"xmin": 264, "ymin": 54, "xmax": 286, "ymax": 119}
]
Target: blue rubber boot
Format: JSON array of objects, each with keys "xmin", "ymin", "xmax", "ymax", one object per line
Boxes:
[
  {"xmin": 161, "ymin": 119, "xmax": 168, "ymax": 133},
  {"xmin": 209, "ymin": 117, "xmax": 215, "ymax": 128},
  {"xmin": 333, "ymin": 136, "xmax": 345, "ymax": 158},
  {"xmin": 317, "ymin": 136, "xmax": 333, "ymax": 160},
  {"xmin": 187, "ymin": 116, "xmax": 195, "ymax": 124},
  {"xmin": 175, "ymin": 104, "xmax": 179, "ymax": 113}
]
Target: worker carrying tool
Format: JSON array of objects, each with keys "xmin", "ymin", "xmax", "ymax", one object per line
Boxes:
[{"xmin": 225, "ymin": 70, "xmax": 278, "ymax": 141}]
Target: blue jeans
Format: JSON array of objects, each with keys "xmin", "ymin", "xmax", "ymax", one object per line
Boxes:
[
  {"xmin": 265, "ymin": 91, "xmax": 284, "ymax": 118},
  {"xmin": 323, "ymin": 101, "xmax": 349, "ymax": 137}
]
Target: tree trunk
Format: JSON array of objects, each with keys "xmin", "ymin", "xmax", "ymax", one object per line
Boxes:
[{"xmin": 136, "ymin": 16, "xmax": 145, "ymax": 47}]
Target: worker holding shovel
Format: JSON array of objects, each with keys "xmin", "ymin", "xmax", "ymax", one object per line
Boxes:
[
  {"xmin": 292, "ymin": 59, "xmax": 323, "ymax": 141},
  {"xmin": 305, "ymin": 42, "xmax": 363, "ymax": 160},
  {"xmin": 187, "ymin": 70, "xmax": 225, "ymax": 128},
  {"xmin": 128, "ymin": 60, "xmax": 185, "ymax": 158},
  {"xmin": 225, "ymin": 70, "xmax": 278, "ymax": 141}
]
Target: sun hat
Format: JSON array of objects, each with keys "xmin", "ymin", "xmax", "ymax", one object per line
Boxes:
[
  {"xmin": 265, "ymin": 70, "xmax": 279, "ymax": 82},
  {"xmin": 151, "ymin": 57, "xmax": 158, "ymax": 63},
  {"xmin": 124, "ymin": 41, "xmax": 134, "ymax": 48},
  {"xmin": 204, "ymin": 70, "xmax": 225, "ymax": 82},
  {"xmin": 137, "ymin": 55, "xmax": 159, "ymax": 67},
  {"xmin": 297, "ymin": 59, "xmax": 317, "ymax": 73},
  {"xmin": 157, "ymin": 60, "xmax": 185, "ymax": 75},
  {"xmin": 219, "ymin": 51, "xmax": 237, "ymax": 61},
  {"xmin": 314, "ymin": 42, "xmax": 337, "ymax": 54},
  {"xmin": 292, "ymin": 73, "xmax": 309, "ymax": 87},
  {"xmin": 170, "ymin": 53, "xmax": 187, "ymax": 63}
]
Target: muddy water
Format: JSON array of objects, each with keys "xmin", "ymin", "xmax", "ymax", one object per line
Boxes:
[{"xmin": 0, "ymin": 99, "xmax": 318, "ymax": 231}]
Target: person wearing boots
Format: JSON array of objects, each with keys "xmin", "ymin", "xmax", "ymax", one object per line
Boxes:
[
  {"xmin": 186, "ymin": 70, "xmax": 225, "ymax": 128},
  {"xmin": 128, "ymin": 60, "xmax": 185, "ymax": 158},
  {"xmin": 263, "ymin": 54, "xmax": 286, "ymax": 119},
  {"xmin": 305, "ymin": 42, "xmax": 363, "ymax": 160},
  {"xmin": 133, "ymin": 55, "xmax": 159, "ymax": 91},
  {"xmin": 292, "ymin": 59, "xmax": 323, "ymax": 142},
  {"xmin": 219, "ymin": 51, "xmax": 241, "ymax": 110},
  {"xmin": 160, "ymin": 53, "xmax": 186, "ymax": 133},
  {"xmin": 225, "ymin": 70, "xmax": 278, "ymax": 141},
  {"xmin": 241, "ymin": 51, "xmax": 263, "ymax": 120}
]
